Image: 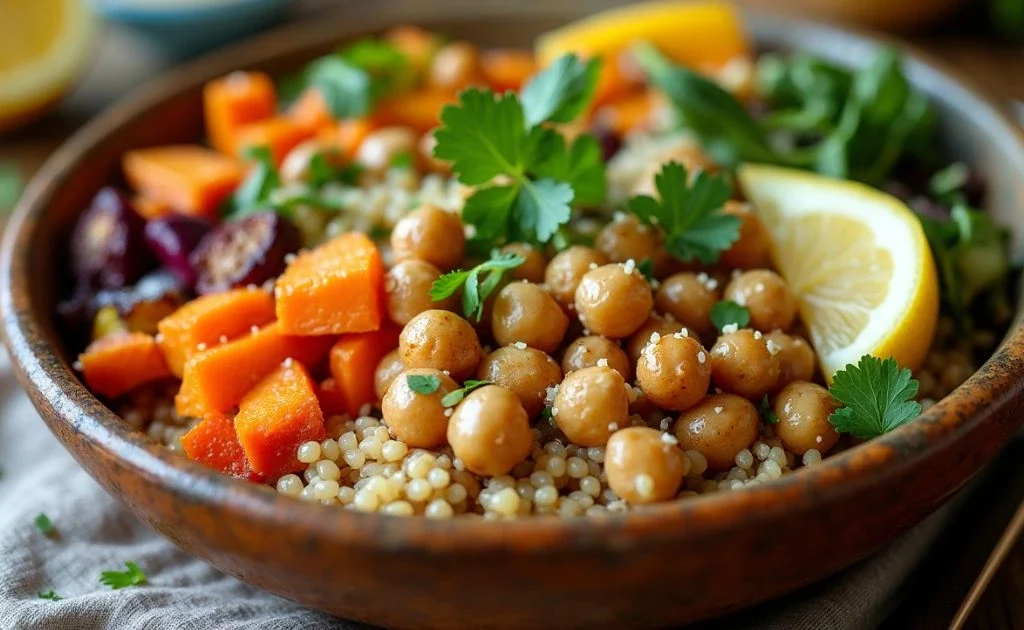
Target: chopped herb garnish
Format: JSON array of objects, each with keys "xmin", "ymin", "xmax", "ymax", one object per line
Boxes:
[
  {"xmin": 406, "ymin": 373, "xmax": 441, "ymax": 395},
  {"xmin": 710, "ymin": 300, "xmax": 751, "ymax": 332},
  {"xmin": 100, "ymin": 562, "xmax": 147, "ymax": 590},
  {"xmin": 637, "ymin": 258, "xmax": 655, "ymax": 282},
  {"xmin": 759, "ymin": 395, "xmax": 778, "ymax": 425},
  {"xmin": 34, "ymin": 513, "xmax": 55, "ymax": 537},
  {"xmin": 828, "ymin": 355, "xmax": 921, "ymax": 439},
  {"xmin": 519, "ymin": 53, "xmax": 601, "ymax": 127},
  {"xmin": 228, "ymin": 146, "xmax": 280, "ymax": 216},
  {"xmin": 38, "ymin": 591, "xmax": 62, "ymax": 601},
  {"xmin": 626, "ymin": 161, "xmax": 739, "ymax": 264},
  {"xmin": 299, "ymin": 38, "xmax": 412, "ymax": 119},
  {"xmin": 441, "ymin": 380, "xmax": 492, "ymax": 408},
  {"xmin": 428, "ymin": 251, "xmax": 525, "ymax": 321},
  {"xmin": 0, "ymin": 163, "xmax": 24, "ymax": 212}
]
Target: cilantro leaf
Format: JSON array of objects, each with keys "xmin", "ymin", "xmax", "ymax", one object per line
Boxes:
[
  {"xmin": 441, "ymin": 380, "xmax": 492, "ymax": 408},
  {"xmin": 407, "ymin": 374, "xmax": 441, "ymax": 395},
  {"xmin": 520, "ymin": 54, "xmax": 601, "ymax": 127},
  {"xmin": 38, "ymin": 591, "xmax": 62, "ymax": 601},
  {"xmin": 434, "ymin": 89, "xmax": 528, "ymax": 186},
  {"xmin": 100, "ymin": 562, "xmax": 147, "ymax": 590},
  {"xmin": 34, "ymin": 513, "xmax": 56, "ymax": 536},
  {"xmin": 828, "ymin": 355, "xmax": 921, "ymax": 439},
  {"xmin": 710, "ymin": 300, "xmax": 750, "ymax": 332},
  {"xmin": 429, "ymin": 251, "xmax": 526, "ymax": 321},
  {"xmin": 531, "ymin": 131, "xmax": 606, "ymax": 206},
  {"xmin": 759, "ymin": 395, "xmax": 778, "ymax": 425},
  {"xmin": 514, "ymin": 178, "xmax": 574, "ymax": 243},
  {"xmin": 627, "ymin": 161, "xmax": 739, "ymax": 264}
]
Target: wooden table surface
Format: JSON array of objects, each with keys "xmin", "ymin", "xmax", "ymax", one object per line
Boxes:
[{"xmin": 1, "ymin": 3, "xmax": 1023, "ymax": 628}]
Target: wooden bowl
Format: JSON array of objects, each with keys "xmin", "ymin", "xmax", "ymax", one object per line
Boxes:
[{"xmin": 3, "ymin": 2, "xmax": 1023, "ymax": 627}]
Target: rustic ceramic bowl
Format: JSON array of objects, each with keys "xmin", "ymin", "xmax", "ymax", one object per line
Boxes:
[{"xmin": 3, "ymin": 2, "xmax": 1023, "ymax": 628}]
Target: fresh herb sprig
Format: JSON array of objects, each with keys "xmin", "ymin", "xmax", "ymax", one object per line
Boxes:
[
  {"xmin": 100, "ymin": 562, "xmax": 147, "ymax": 590},
  {"xmin": 429, "ymin": 251, "xmax": 526, "ymax": 321},
  {"xmin": 38, "ymin": 591, "xmax": 63, "ymax": 601},
  {"xmin": 294, "ymin": 37, "xmax": 413, "ymax": 118},
  {"xmin": 407, "ymin": 373, "xmax": 441, "ymax": 395},
  {"xmin": 229, "ymin": 146, "xmax": 356, "ymax": 218},
  {"xmin": 827, "ymin": 355, "xmax": 921, "ymax": 439},
  {"xmin": 441, "ymin": 380, "xmax": 492, "ymax": 408},
  {"xmin": 34, "ymin": 513, "xmax": 56, "ymax": 537},
  {"xmin": 710, "ymin": 300, "xmax": 750, "ymax": 332},
  {"xmin": 759, "ymin": 395, "xmax": 778, "ymax": 425}
]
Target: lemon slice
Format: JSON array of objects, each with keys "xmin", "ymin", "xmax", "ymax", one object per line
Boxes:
[
  {"xmin": 0, "ymin": 0, "xmax": 97, "ymax": 132},
  {"xmin": 737, "ymin": 163, "xmax": 939, "ymax": 379}
]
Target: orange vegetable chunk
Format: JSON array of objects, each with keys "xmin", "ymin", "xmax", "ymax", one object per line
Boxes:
[
  {"xmin": 288, "ymin": 88, "xmax": 334, "ymax": 134},
  {"xmin": 321, "ymin": 117, "xmax": 380, "ymax": 159},
  {"xmin": 328, "ymin": 325, "xmax": 400, "ymax": 417},
  {"xmin": 79, "ymin": 332, "xmax": 172, "ymax": 398},
  {"xmin": 275, "ymin": 232, "xmax": 385, "ymax": 336},
  {"xmin": 594, "ymin": 90, "xmax": 657, "ymax": 137},
  {"xmin": 132, "ymin": 194, "xmax": 172, "ymax": 221},
  {"xmin": 384, "ymin": 25, "xmax": 440, "ymax": 74},
  {"xmin": 204, "ymin": 71, "xmax": 276, "ymax": 156},
  {"xmin": 235, "ymin": 116, "xmax": 315, "ymax": 165},
  {"xmin": 375, "ymin": 89, "xmax": 455, "ymax": 134},
  {"xmin": 157, "ymin": 287, "xmax": 276, "ymax": 377},
  {"xmin": 234, "ymin": 362, "xmax": 326, "ymax": 478},
  {"xmin": 316, "ymin": 377, "xmax": 349, "ymax": 418},
  {"xmin": 123, "ymin": 145, "xmax": 243, "ymax": 217},
  {"xmin": 482, "ymin": 49, "xmax": 538, "ymax": 92},
  {"xmin": 181, "ymin": 412, "xmax": 262, "ymax": 481},
  {"xmin": 175, "ymin": 322, "xmax": 334, "ymax": 418}
]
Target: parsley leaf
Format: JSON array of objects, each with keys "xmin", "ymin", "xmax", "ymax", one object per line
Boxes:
[
  {"xmin": 531, "ymin": 131, "xmax": 606, "ymax": 207},
  {"xmin": 759, "ymin": 395, "xmax": 778, "ymax": 425},
  {"xmin": 0, "ymin": 163, "xmax": 23, "ymax": 213},
  {"xmin": 441, "ymin": 380, "xmax": 492, "ymax": 408},
  {"xmin": 429, "ymin": 251, "xmax": 525, "ymax": 321},
  {"xmin": 828, "ymin": 355, "xmax": 921, "ymax": 439},
  {"xmin": 34, "ymin": 513, "xmax": 56, "ymax": 537},
  {"xmin": 434, "ymin": 88, "xmax": 529, "ymax": 186},
  {"xmin": 407, "ymin": 374, "xmax": 441, "ymax": 395},
  {"xmin": 710, "ymin": 300, "xmax": 751, "ymax": 332},
  {"xmin": 627, "ymin": 161, "xmax": 739, "ymax": 264},
  {"xmin": 38, "ymin": 591, "xmax": 63, "ymax": 601},
  {"xmin": 520, "ymin": 54, "xmax": 601, "ymax": 126},
  {"xmin": 100, "ymin": 562, "xmax": 147, "ymax": 590}
]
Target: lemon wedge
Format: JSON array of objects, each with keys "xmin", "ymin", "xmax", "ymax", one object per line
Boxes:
[
  {"xmin": 0, "ymin": 0, "xmax": 97, "ymax": 133},
  {"xmin": 737, "ymin": 163, "xmax": 939, "ymax": 380}
]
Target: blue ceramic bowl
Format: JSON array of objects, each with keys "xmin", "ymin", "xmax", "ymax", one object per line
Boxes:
[{"xmin": 88, "ymin": 0, "xmax": 293, "ymax": 58}]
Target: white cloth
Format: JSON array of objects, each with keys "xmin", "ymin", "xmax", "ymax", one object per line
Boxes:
[{"xmin": 0, "ymin": 349, "xmax": 960, "ymax": 629}]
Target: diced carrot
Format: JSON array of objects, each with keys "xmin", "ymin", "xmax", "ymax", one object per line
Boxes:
[
  {"xmin": 384, "ymin": 25, "xmax": 441, "ymax": 74},
  {"xmin": 157, "ymin": 288, "xmax": 276, "ymax": 377},
  {"xmin": 592, "ymin": 57, "xmax": 641, "ymax": 109},
  {"xmin": 79, "ymin": 332, "xmax": 172, "ymax": 399},
  {"xmin": 482, "ymin": 49, "xmax": 538, "ymax": 92},
  {"xmin": 175, "ymin": 322, "xmax": 334, "ymax": 418},
  {"xmin": 181, "ymin": 412, "xmax": 262, "ymax": 481},
  {"xmin": 203, "ymin": 71, "xmax": 276, "ymax": 156},
  {"xmin": 123, "ymin": 145, "xmax": 243, "ymax": 217},
  {"xmin": 287, "ymin": 88, "xmax": 334, "ymax": 134},
  {"xmin": 316, "ymin": 377, "xmax": 348, "ymax": 418},
  {"xmin": 328, "ymin": 325, "xmax": 400, "ymax": 417},
  {"xmin": 321, "ymin": 117, "xmax": 380, "ymax": 159},
  {"xmin": 235, "ymin": 116, "xmax": 316, "ymax": 165},
  {"xmin": 594, "ymin": 90, "xmax": 658, "ymax": 137},
  {"xmin": 234, "ymin": 362, "xmax": 326, "ymax": 478},
  {"xmin": 132, "ymin": 194, "xmax": 172, "ymax": 221},
  {"xmin": 375, "ymin": 89, "xmax": 455, "ymax": 134},
  {"xmin": 275, "ymin": 232, "xmax": 384, "ymax": 336}
]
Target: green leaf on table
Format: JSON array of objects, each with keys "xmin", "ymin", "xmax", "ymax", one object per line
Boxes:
[
  {"xmin": 34, "ymin": 513, "xmax": 56, "ymax": 537},
  {"xmin": 38, "ymin": 591, "xmax": 63, "ymax": 601},
  {"xmin": 100, "ymin": 562, "xmax": 147, "ymax": 590}
]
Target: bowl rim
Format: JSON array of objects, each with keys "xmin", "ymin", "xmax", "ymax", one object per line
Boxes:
[{"xmin": 3, "ymin": 2, "xmax": 1024, "ymax": 554}]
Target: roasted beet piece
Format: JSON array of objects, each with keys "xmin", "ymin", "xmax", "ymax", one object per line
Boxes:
[
  {"xmin": 70, "ymin": 187, "xmax": 153, "ymax": 290},
  {"xmin": 144, "ymin": 214, "xmax": 213, "ymax": 289},
  {"xmin": 93, "ymin": 270, "xmax": 187, "ymax": 335},
  {"xmin": 190, "ymin": 211, "xmax": 300, "ymax": 295}
]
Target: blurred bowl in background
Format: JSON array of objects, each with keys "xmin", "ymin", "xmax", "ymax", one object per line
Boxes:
[
  {"xmin": 742, "ymin": 0, "xmax": 968, "ymax": 30},
  {"xmin": 87, "ymin": 0, "xmax": 293, "ymax": 59}
]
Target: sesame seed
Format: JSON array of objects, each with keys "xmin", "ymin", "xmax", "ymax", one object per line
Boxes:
[
  {"xmin": 513, "ymin": 341, "xmax": 527, "ymax": 350},
  {"xmin": 284, "ymin": 253, "xmax": 297, "ymax": 264},
  {"xmin": 597, "ymin": 358, "xmax": 609, "ymax": 367},
  {"xmin": 218, "ymin": 335, "xmax": 228, "ymax": 344},
  {"xmin": 753, "ymin": 331, "xmax": 763, "ymax": 340},
  {"xmin": 588, "ymin": 262, "xmax": 598, "ymax": 270},
  {"xmin": 282, "ymin": 357, "xmax": 295, "ymax": 368},
  {"xmin": 714, "ymin": 406, "xmax": 724, "ymax": 414},
  {"xmin": 661, "ymin": 433, "xmax": 678, "ymax": 445},
  {"xmin": 649, "ymin": 331, "xmax": 662, "ymax": 345},
  {"xmin": 444, "ymin": 408, "xmax": 453, "ymax": 417},
  {"xmin": 659, "ymin": 418, "xmax": 671, "ymax": 431},
  {"xmin": 608, "ymin": 422, "xmax": 619, "ymax": 431},
  {"xmin": 196, "ymin": 342, "xmax": 207, "ymax": 351},
  {"xmin": 622, "ymin": 259, "xmax": 637, "ymax": 275},
  {"xmin": 697, "ymin": 351, "xmax": 706, "ymax": 364},
  {"xmin": 722, "ymin": 324, "xmax": 739, "ymax": 335},
  {"xmin": 153, "ymin": 333, "xmax": 164, "ymax": 343},
  {"xmin": 251, "ymin": 325, "xmax": 260, "ymax": 334},
  {"xmin": 766, "ymin": 339, "xmax": 782, "ymax": 356}
]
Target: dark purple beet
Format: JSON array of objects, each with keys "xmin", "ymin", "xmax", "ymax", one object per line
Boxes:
[
  {"xmin": 71, "ymin": 187, "xmax": 153, "ymax": 290},
  {"xmin": 592, "ymin": 125, "xmax": 623, "ymax": 162},
  {"xmin": 92, "ymin": 270, "xmax": 187, "ymax": 335},
  {"xmin": 190, "ymin": 211, "xmax": 301, "ymax": 295},
  {"xmin": 144, "ymin": 214, "xmax": 213, "ymax": 289}
]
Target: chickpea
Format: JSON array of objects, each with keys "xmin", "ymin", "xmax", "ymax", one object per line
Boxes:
[
  {"xmin": 724, "ymin": 269, "xmax": 797, "ymax": 333},
  {"xmin": 399, "ymin": 309, "xmax": 482, "ymax": 380},
  {"xmin": 391, "ymin": 204, "xmax": 466, "ymax": 271},
  {"xmin": 773, "ymin": 381, "xmax": 840, "ymax": 455},
  {"xmin": 385, "ymin": 259, "xmax": 455, "ymax": 325},
  {"xmin": 552, "ymin": 366, "xmax": 630, "ymax": 447},
  {"xmin": 561, "ymin": 335, "xmax": 631, "ymax": 381},
  {"xmin": 674, "ymin": 393, "xmax": 759, "ymax": 471},
  {"xmin": 418, "ymin": 130, "xmax": 449, "ymax": 174},
  {"xmin": 477, "ymin": 346, "xmax": 562, "ymax": 416},
  {"xmin": 382, "ymin": 369, "xmax": 458, "ymax": 448},
  {"xmin": 636, "ymin": 333, "xmax": 711, "ymax": 411},
  {"xmin": 447, "ymin": 385, "xmax": 531, "ymax": 476},
  {"xmin": 500, "ymin": 242, "xmax": 547, "ymax": 283},
  {"xmin": 544, "ymin": 246, "xmax": 608, "ymax": 308},
  {"xmin": 429, "ymin": 41, "xmax": 483, "ymax": 91},
  {"xmin": 356, "ymin": 126, "xmax": 418, "ymax": 174},
  {"xmin": 374, "ymin": 349, "xmax": 406, "ymax": 402},
  {"xmin": 605, "ymin": 427, "xmax": 687, "ymax": 503},
  {"xmin": 655, "ymin": 272, "xmax": 719, "ymax": 337},
  {"xmin": 280, "ymin": 140, "xmax": 344, "ymax": 184},
  {"xmin": 709, "ymin": 329, "xmax": 780, "ymax": 399},
  {"xmin": 766, "ymin": 331, "xmax": 816, "ymax": 389},
  {"xmin": 491, "ymin": 282, "xmax": 568, "ymax": 353},
  {"xmin": 574, "ymin": 262, "xmax": 653, "ymax": 339},
  {"xmin": 718, "ymin": 201, "xmax": 771, "ymax": 270},
  {"xmin": 625, "ymin": 315, "xmax": 688, "ymax": 365},
  {"xmin": 595, "ymin": 214, "xmax": 667, "ymax": 275}
]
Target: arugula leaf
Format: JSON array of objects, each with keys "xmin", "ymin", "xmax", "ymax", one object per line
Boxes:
[
  {"xmin": 0, "ymin": 163, "xmax": 23, "ymax": 212},
  {"xmin": 520, "ymin": 54, "xmax": 601, "ymax": 127},
  {"xmin": 828, "ymin": 355, "xmax": 921, "ymax": 439},
  {"xmin": 710, "ymin": 300, "xmax": 751, "ymax": 332},
  {"xmin": 759, "ymin": 395, "xmax": 778, "ymax": 425},
  {"xmin": 34, "ymin": 513, "xmax": 56, "ymax": 536},
  {"xmin": 627, "ymin": 161, "xmax": 739, "ymax": 264},
  {"xmin": 407, "ymin": 374, "xmax": 441, "ymax": 395},
  {"xmin": 229, "ymin": 146, "xmax": 280, "ymax": 216},
  {"xmin": 100, "ymin": 562, "xmax": 147, "ymax": 590},
  {"xmin": 38, "ymin": 591, "xmax": 63, "ymax": 601},
  {"xmin": 441, "ymin": 380, "xmax": 492, "ymax": 408},
  {"xmin": 429, "ymin": 251, "xmax": 525, "ymax": 321}
]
